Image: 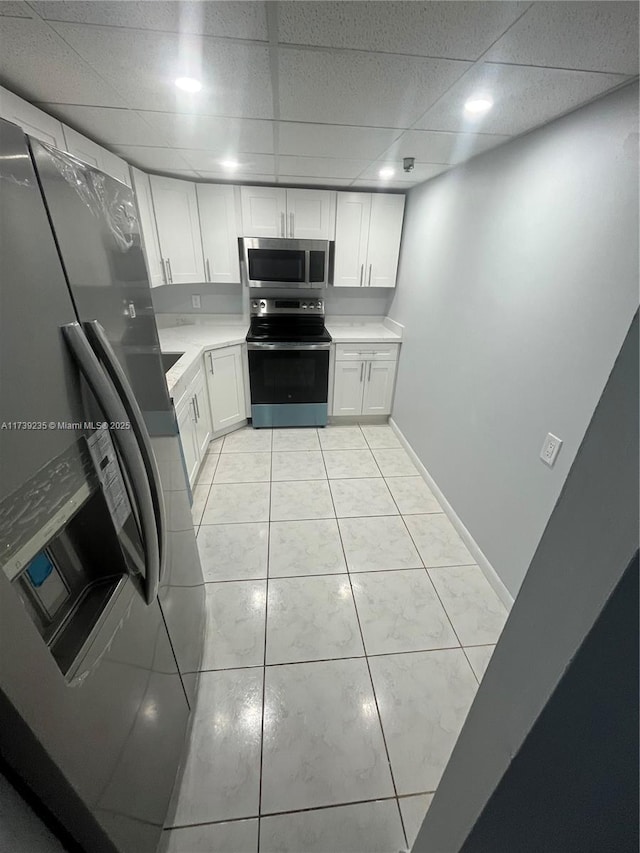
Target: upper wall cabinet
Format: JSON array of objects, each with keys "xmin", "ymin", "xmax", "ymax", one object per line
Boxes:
[
  {"xmin": 196, "ymin": 184, "xmax": 241, "ymax": 284},
  {"xmin": 150, "ymin": 176, "xmax": 205, "ymax": 284},
  {"xmin": 130, "ymin": 168, "xmax": 164, "ymax": 288},
  {"xmin": 62, "ymin": 125, "xmax": 131, "ymax": 187},
  {"xmin": 241, "ymin": 186, "xmax": 334, "ymax": 240},
  {"xmin": 0, "ymin": 86, "xmax": 66, "ymax": 149},
  {"xmin": 334, "ymin": 192, "xmax": 405, "ymax": 288}
]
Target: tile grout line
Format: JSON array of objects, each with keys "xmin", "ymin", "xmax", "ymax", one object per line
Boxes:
[{"xmin": 322, "ymin": 425, "xmax": 410, "ymax": 852}]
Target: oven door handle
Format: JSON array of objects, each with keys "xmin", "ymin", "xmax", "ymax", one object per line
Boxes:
[{"xmin": 247, "ymin": 342, "xmax": 331, "ymax": 351}]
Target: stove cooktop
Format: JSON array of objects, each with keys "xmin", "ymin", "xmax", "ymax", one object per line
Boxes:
[{"xmin": 246, "ymin": 317, "xmax": 332, "ymax": 344}]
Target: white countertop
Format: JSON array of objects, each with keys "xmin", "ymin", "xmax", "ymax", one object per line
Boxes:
[{"xmin": 157, "ymin": 316, "xmax": 402, "ymax": 399}]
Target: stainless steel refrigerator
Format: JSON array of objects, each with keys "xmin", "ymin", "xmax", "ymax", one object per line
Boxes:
[{"xmin": 0, "ymin": 118, "xmax": 206, "ymax": 853}]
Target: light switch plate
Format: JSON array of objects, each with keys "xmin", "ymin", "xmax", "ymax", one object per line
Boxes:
[
  {"xmin": 540, "ymin": 433, "xmax": 563, "ymax": 467},
  {"xmin": 191, "ymin": 294, "xmax": 201, "ymax": 309}
]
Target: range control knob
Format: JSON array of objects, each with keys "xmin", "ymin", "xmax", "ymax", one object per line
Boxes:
[
  {"xmin": 316, "ymin": 301, "xmax": 322, "ymax": 309},
  {"xmin": 302, "ymin": 302, "xmax": 308, "ymax": 309},
  {"xmin": 260, "ymin": 300, "xmax": 266, "ymax": 308},
  {"xmin": 251, "ymin": 301, "xmax": 258, "ymax": 308}
]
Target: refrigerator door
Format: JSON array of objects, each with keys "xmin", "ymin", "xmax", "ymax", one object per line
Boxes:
[
  {"xmin": 0, "ymin": 119, "xmax": 190, "ymax": 853},
  {"xmin": 29, "ymin": 138, "xmax": 173, "ymax": 437},
  {"xmin": 29, "ymin": 137, "xmax": 207, "ymax": 697}
]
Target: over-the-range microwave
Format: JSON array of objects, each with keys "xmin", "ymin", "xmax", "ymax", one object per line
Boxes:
[{"xmin": 241, "ymin": 237, "xmax": 333, "ymax": 289}]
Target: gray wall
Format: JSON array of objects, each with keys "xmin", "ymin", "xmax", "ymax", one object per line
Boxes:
[
  {"xmin": 413, "ymin": 312, "xmax": 638, "ymax": 852},
  {"xmin": 389, "ymin": 81, "xmax": 639, "ymax": 597}
]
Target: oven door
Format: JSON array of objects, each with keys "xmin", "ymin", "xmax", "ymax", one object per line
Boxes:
[{"xmin": 248, "ymin": 343, "xmax": 330, "ymax": 404}]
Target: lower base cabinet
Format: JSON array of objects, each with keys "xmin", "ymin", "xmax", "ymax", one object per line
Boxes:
[
  {"xmin": 204, "ymin": 345, "xmax": 246, "ymax": 433},
  {"xmin": 175, "ymin": 364, "xmax": 212, "ymax": 487},
  {"xmin": 332, "ymin": 350, "xmax": 398, "ymax": 417}
]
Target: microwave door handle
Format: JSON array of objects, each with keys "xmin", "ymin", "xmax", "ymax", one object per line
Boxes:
[
  {"xmin": 62, "ymin": 322, "xmax": 161, "ymax": 605},
  {"xmin": 83, "ymin": 319, "xmax": 165, "ymax": 601}
]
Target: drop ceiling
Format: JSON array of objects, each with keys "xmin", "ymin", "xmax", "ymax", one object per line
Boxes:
[{"xmin": 0, "ymin": 1, "xmax": 637, "ymax": 189}]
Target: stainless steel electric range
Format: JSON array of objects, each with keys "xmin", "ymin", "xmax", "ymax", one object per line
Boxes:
[{"xmin": 246, "ymin": 297, "xmax": 332, "ymax": 427}]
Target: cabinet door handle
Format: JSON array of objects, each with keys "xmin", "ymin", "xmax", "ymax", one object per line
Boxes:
[
  {"xmin": 162, "ymin": 258, "xmax": 169, "ymax": 284},
  {"xmin": 289, "ymin": 212, "xmax": 294, "ymax": 238},
  {"xmin": 167, "ymin": 257, "xmax": 173, "ymax": 283},
  {"xmin": 359, "ymin": 264, "xmax": 364, "ymax": 287},
  {"xmin": 193, "ymin": 393, "xmax": 200, "ymax": 420},
  {"xmin": 280, "ymin": 211, "xmax": 285, "ymax": 237},
  {"xmin": 360, "ymin": 362, "xmax": 364, "ymax": 383},
  {"xmin": 190, "ymin": 397, "xmax": 197, "ymax": 423},
  {"xmin": 208, "ymin": 352, "xmax": 214, "ymax": 374},
  {"xmin": 368, "ymin": 362, "xmax": 372, "ymax": 382},
  {"xmin": 368, "ymin": 264, "xmax": 372, "ymax": 287},
  {"xmin": 206, "ymin": 258, "xmax": 211, "ymax": 282}
]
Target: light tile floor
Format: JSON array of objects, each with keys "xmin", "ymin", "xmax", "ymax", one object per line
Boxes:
[{"xmin": 165, "ymin": 424, "xmax": 508, "ymax": 853}]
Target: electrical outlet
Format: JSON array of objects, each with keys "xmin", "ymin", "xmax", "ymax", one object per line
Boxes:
[
  {"xmin": 540, "ymin": 433, "xmax": 563, "ymax": 467},
  {"xmin": 191, "ymin": 294, "xmax": 201, "ymax": 309}
]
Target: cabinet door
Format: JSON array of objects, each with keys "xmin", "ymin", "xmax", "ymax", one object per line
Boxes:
[
  {"xmin": 131, "ymin": 168, "xmax": 165, "ymax": 287},
  {"xmin": 362, "ymin": 360, "xmax": 396, "ymax": 416},
  {"xmin": 240, "ymin": 186, "xmax": 286, "ymax": 237},
  {"xmin": 333, "ymin": 193, "xmax": 371, "ymax": 287},
  {"xmin": 286, "ymin": 189, "xmax": 334, "ymax": 240},
  {"xmin": 365, "ymin": 194, "xmax": 405, "ymax": 288},
  {"xmin": 176, "ymin": 397, "xmax": 200, "ymax": 486},
  {"xmin": 63, "ymin": 125, "xmax": 131, "ymax": 186},
  {"xmin": 333, "ymin": 361, "xmax": 364, "ymax": 416},
  {"xmin": 0, "ymin": 86, "xmax": 66, "ymax": 149},
  {"xmin": 99, "ymin": 148, "xmax": 132, "ymax": 187},
  {"xmin": 192, "ymin": 366, "xmax": 213, "ymax": 458},
  {"xmin": 205, "ymin": 346, "xmax": 246, "ymax": 433},
  {"xmin": 197, "ymin": 184, "xmax": 241, "ymax": 284},
  {"xmin": 150, "ymin": 176, "xmax": 205, "ymax": 283}
]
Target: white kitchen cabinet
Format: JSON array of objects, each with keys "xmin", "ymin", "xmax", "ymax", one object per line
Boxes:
[
  {"xmin": 333, "ymin": 361, "xmax": 366, "ymax": 416},
  {"xmin": 131, "ymin": 168, "xmax": 164, "ymax": 287},
  {"xmin": 333, "ymin": 192, "xmax": 405, "ymax": 288},
  {"xmin": 176, "ymin": 394, "xmax": 200, "ymax": 487},
  {"xmin": 197, "ymin": 184, "xmax": 241, "ymax": 283},
  {"xmin": 366, "ymin": 194, "xmax": 406, "ymax": 288},
  {"xmin": 204, "ymin": 345, "xmax": 246, "ymax": 433},
  {"xmin": 333, "ymin": 193, "xmax": 372, "ymax": 287},
  {"xmin": 241, "ymin": 186, "xmax": 287, "ymax": 237},
  {"xmin": 285, "ymin": 189, "xmax": 334, "ymax": 239},
  {"xmin": 62, "ymin": 125, "xmax": 131, "ymax": 187},
  {"xmin": 241, "ymin": 186, "xmax": 335, "ymax": 239},
  {"xmin": 0, "ymin": 86, "xmax": 66, "ymax": 149},
  {"xmin": 150, "ymin": 176, "xmax": 205, "ymax": 284},
  {"xmin": 361, "ymin": 361, "xmax": 397, "ymax": 415},
  {"xmin": 192, "ymin": 366, "xmax": 212, "ymax": 458},
  {"xmin": 175, "ymin": 362, "xmax": 212, "ymax": 486},
  {"xmin": 333, "ymin": 345, "xmax": 399, "ymax": 417}
]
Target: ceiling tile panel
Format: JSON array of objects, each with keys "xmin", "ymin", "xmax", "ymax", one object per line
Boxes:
[
  {"xmin": 0, "ymin": 2, "xmax": 33, "ymax": 17},
  {"xmin": 278, "ymin": 122, "xmax": 401, "ymax": 160},
  {"xmin": 382, "ymin": 129, "xmax": 511, "ymax": 165},
  {"xmin": 358, "ymin": 162, "xmax": 449, "ymax": 182},
  {"xmin": 278, "ymin": 176, "xmax": 354, "ymax": 187},
  {"xmin": 416, "ymin": 62, "xmax": 628, "ymax": 135},
  {"xmin": 352, "ymin": 180, "xmax": 411, "ymax": 191},
  {"xmin": 111, "ymin": 145, "xmax": 193, "ymax": 171},
  {"xmin": 0, "ymin": 16, "xmax": 127, "ymax": 106},
  {"xmin": 140, "ymin": 112, "xmax": 274, "ymax": 153},
  {"xmin": 278, "ymin": 48, "xmax": 470, "ymax": 127},
  {"xmin": 278, "ymin": 1, "xmax": 525, "ymax": 60},
  {"xmin": 180, "ymin": 151, "xmax": 274, "ymax": 173},
  {"xmin": 37, "ymin": 103, "xmax": 160, "ymax": 146},
  {"xmin": 50, "ymin": 23, "xmax": 273, "ymax": 116},
  {"xmin": 198, "ymin": 173, "xmax": 276, "ymax": 184},
  {"xmin": 31, "ymin": 1, "xmax": 268, "ymax": 40},
  {"xmin": 485, "ymin": 1, "xmax": 639, "ymax": 75},
  {"xmin": 278, "ymin": 155, "xmax": 372, "ymax": 179}
]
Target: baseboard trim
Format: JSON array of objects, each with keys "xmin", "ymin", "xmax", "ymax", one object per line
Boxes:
[{"xmin": 389, "ymin": 418, "xmax": 514, "ymax": 610}]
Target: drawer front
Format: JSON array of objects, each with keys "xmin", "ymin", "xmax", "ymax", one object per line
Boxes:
[{"xmin": 335, "ymin": 342, "xmax": 399, "ymax": 362}]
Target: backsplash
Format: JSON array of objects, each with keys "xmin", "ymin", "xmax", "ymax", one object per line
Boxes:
[{"xmin": 151, "ymin": 282, "xmax": 394, "ymax": 318}]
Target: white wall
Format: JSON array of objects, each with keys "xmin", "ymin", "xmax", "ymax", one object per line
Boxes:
[{"xmin": 389, "ymin": 81, "xmax": 639, "ymax": 597}]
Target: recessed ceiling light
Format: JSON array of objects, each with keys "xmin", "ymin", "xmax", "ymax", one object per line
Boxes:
[
  {"xmin": 220, "ymin": 159, "xmax": 240, "ymax": 170},
  {"xmin": 464, "ymin": 96, "xmax": 493, "ymax": 115},
  {"xmin": 175, "ymin": 76, "xmax": 202, "ymax": 93},
  {"xmin": 379, "ymin": 167, "xmax": 395, "ymax": 179}
]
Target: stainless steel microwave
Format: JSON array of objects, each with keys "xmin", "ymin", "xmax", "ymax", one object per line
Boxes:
[{"xmin": 241, "ymin": 237, "xmax": 333, "ymax": 288}]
